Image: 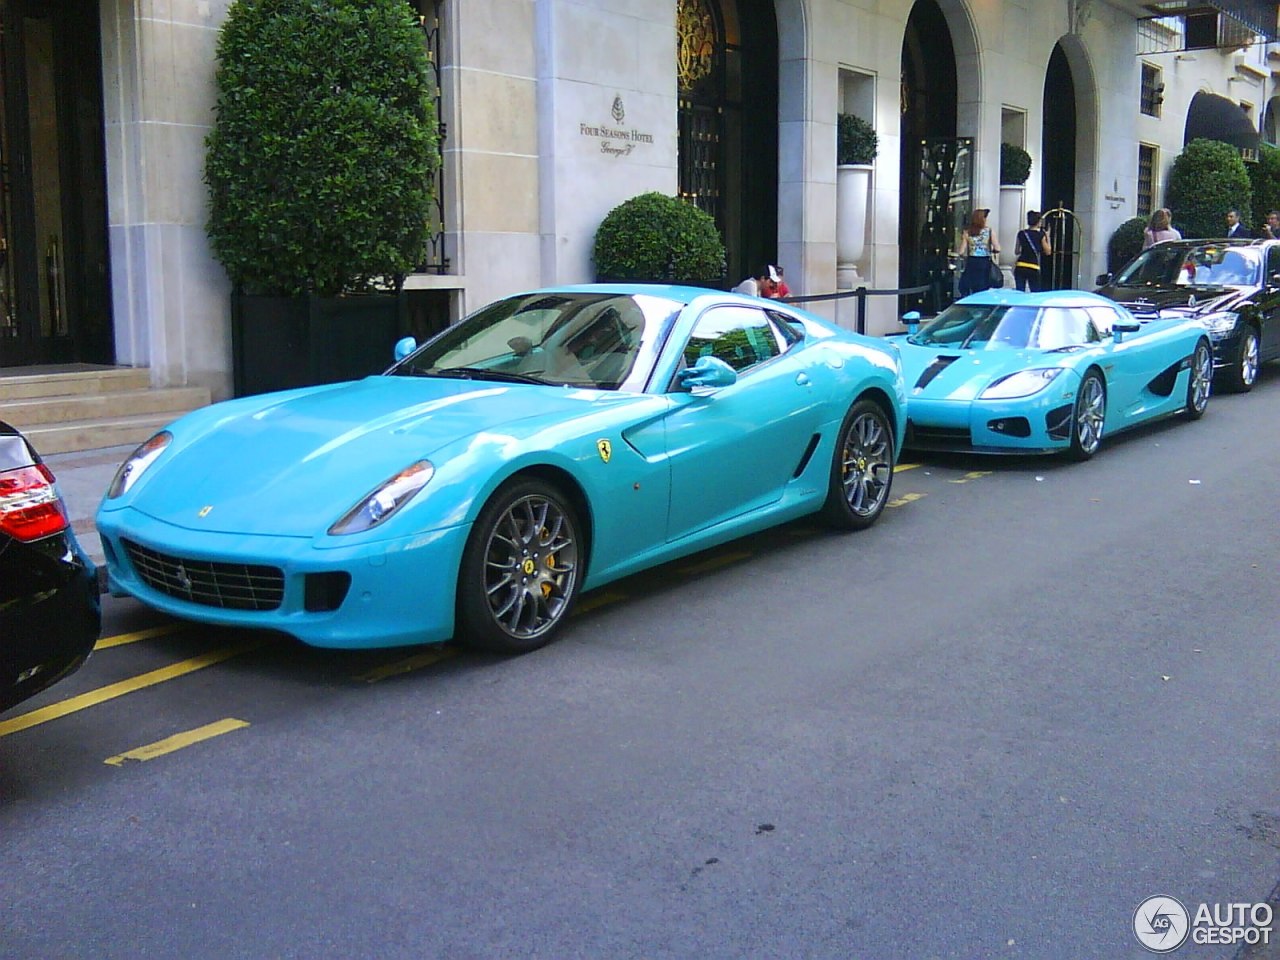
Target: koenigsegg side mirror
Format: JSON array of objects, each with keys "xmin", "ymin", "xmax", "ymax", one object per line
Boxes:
[
  {"xmin": 902, "ymin": 311, "xmax": 922, "ymax": 334},
  {"xmin": 394, "ymin": 336, "xmax": 418, "ymax": 361},
  {"xmin": 677, "ymin": 355, "xmax": 738, "ymax": 391},
  {"xmin": 1096, "ymin": 273, "xmax": 1113, "ymax": 287},
  {"xmin": 1111, "ymin": 320, "xmax": 1141, "ymax": 343}
]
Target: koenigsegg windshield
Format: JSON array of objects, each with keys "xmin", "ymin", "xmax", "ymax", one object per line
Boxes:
[
  {"xmin": 389, "ymin": 292, "xmax": 684, "ymax": 391},
  {"xmin": 910, "ymin": 303, "xmax": 1103, "ymax": 351},
  {"xmin": 1112, "ymin": 243, "xmax": 1261, "ymax": 288}
]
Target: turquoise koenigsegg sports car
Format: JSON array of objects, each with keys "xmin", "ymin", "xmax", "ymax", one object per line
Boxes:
[
  {"xmin": 97, "ymin": 285, "xmax": 905, "ymax": 653},
  {"xmin": 893, "ymin": 289, "xmax": 1212, "ymax": 458}
]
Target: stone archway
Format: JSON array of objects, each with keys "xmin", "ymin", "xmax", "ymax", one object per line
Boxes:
[{"xmin": 1040, "ymin": 34, "xmax": 1099, "ymax": 289}]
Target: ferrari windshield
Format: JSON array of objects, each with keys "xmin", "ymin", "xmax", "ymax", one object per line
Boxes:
[
  {"xmin": 910, "ymin": 303, "xmax": 1104, "ymax": 351},
  {"xmin": 1112, "ymin": 242, "xmax": 1261, "ymax": 288},
  {"xmin": 389, "ymin": 292, "xmax": 684, "ymax": 391}
]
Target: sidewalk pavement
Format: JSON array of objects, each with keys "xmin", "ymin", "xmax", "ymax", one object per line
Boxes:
[{"xmin": 44, "ymin": 443, "xmax": 134, "ymax": 569}]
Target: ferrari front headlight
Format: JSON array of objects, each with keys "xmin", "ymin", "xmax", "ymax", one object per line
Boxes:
[
  {"xmin": 329, "ymin": 460, "xmax": 435, "ymax": 535},
  {"xmin": 980, "ymin": 368, "xmax": 1063, "ymax": 400},
  {"xmin": 106, "ymin": 431, "xmax": 172, "ymax": 499},
  {"xmin": 1201, "ymin": 312, "xmax": 1239, "ymax": 336}
]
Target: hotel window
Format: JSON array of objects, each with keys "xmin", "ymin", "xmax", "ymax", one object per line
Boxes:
[
  {"xmin": 1140, "ymin": 63, "xmax": 1163, "ymax": 118},
  {"xmin": 1137, "ymin": 144, "xmax": 1156, "ymax": 218}
]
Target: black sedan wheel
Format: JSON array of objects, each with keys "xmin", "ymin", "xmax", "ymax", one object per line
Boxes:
[
  {"xmin": 820, "ymin": 399, "xmax": 894, "ymax": 530},
  {"xmin": 457, "ymin": 479, "xmax": 582, "ymax": 654},
  {"xmin": 1218, "ymin": 327, "xmax": 1258, "ymax": 394},
  {"xmin": 1066, "ymin": 370, "xmax": 1105, "ymax": 461},
  {"xmin": 1182, "ymin": 339, "xmax": 1212, "ymax": 420}
]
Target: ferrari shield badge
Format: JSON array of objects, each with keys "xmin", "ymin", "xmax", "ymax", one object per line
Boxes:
[
  {"xmin": 596, "ymin": 438, "xmax": 612, "ymax": 464},
  {"xmin": 197, "ymin": 505, "xmax": 213, "ymax": 518}
]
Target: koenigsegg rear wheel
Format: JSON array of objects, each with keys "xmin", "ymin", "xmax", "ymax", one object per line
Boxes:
[
  {"xmin": 1218, "ymin": 327, "xmax": 1258, "ymax": 394},
  {"xmin": 820, "ymin": 398, "xmax": 895, "ymax": 530},
  {"xmin": 1182, "ymin": 339, "xmax": 1212, "ymax": 420},
  {"xmin": 457, "ymin": 479, "xmax": 582, "ymax": 654},
  {"xmin": 1066, "ymin": 370, "xmax": 1106, "ymax": 461}
]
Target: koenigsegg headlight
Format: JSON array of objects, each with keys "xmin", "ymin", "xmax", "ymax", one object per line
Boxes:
[
  {"xmin": 1201, "ymin": 312, "xmax": 1239, "ymax": 336},
  {"xmin": 980, "ymin": 368, "xmax": 1063, "ymax": 400},
  {"xmin": 106, "ymin": 431, "xmax": 172, "ymax": 499},
  {"xmin": 329, "ymin": 460, "xmax": 435, "ymax": 536}
]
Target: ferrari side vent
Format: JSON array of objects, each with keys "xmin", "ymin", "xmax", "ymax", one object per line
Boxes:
[
  {"xmin": 792, "ymin": 434, "xmax": 821, "ymax": 478},
  {"xmin": 913, "ymin": 355, "xmax": 960, "ymax": 390}
]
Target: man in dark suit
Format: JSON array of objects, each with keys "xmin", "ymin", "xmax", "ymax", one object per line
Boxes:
[{"xmin": 1225, "ymin": 209, "xmax": 1248, "ymax": 238}]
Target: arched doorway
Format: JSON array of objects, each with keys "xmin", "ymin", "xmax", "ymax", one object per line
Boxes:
[
  {"xmin": 677, "ymin": 0, "xmax": 778, "ymax": 286},
  {"xmin": 899, "ymin": 0, "xmax": 965, "ymax": 310},
  {"xmin": 1041, "ymin": 42, "xmax": 1077, "ymax": 290}
]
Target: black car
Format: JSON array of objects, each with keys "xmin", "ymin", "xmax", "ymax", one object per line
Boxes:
[
  {"xmin": 1096, "ymin": 238, "xmax": 1280, "ymax": 392},
  {"xmin": 0, "ymin": 421, "xmax": 100, "ymax": 713}
]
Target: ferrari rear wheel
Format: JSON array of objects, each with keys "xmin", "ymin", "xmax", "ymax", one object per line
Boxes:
[
  {"xmin": 1066, "ymin": 370, "xmax": 1105, "ymax": 461},
  {"xmin": 1218, "ymin": 327, "xmax": 1257, "ymax": 394},
  {"xmin": 457, "ymin": 479, "xmax": 582, "ymax": 654},
  {"xmin": 1182, "ymin": 339, "xmax": 1212, "ymax": 420},
  {"xmin": 820, "ymin": 398, "xmax": 894, "ymax": 530}
]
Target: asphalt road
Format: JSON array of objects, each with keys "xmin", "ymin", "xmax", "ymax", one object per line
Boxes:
[{"xmin": 4, "ymin": 368, "xmax": 1280, "ymax": 960}]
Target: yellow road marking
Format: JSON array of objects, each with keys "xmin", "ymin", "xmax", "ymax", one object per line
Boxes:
[
  {"xmin": 893, "ymin": 462, "xmax": 921, "ymax": 473},
  {"xmin": 95, "ymin": 623, "xmax": 190, "ymax": 650},
  {"xmin": 888, "ymin": 492, "xmax": 927, "ymax": 508},
  {"xmin": 573, "ymin": 590, "xmax": 629, "ymax": 615},
  {"xmin": 104, "ymin": 718, "xmax": 249, "ymax": 766},
  {"xmin": 356, "ymin": 647, "xmax": 458, "ymax": 683},
  {"xmin": 677, "ymin": 550, "xmax": 754, "ymax": 577},
  {"xmin": 0, "ymin": 641, "xmax": 262, "ymax": 738},
  {"xmin": 950, "ymin": 470, "xmax": 992, "ymax": 484}
]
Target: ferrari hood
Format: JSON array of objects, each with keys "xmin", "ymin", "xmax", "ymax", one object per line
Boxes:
[
  {"xmin": 897, "ymin": 341, "xmax": 1062, "ymax": 402},
  {"xmin": 122, "ymin": 376, "xmax": 638, "ymax": 536}
]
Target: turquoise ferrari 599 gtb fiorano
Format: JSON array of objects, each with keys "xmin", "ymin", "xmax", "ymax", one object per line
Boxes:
[
  {"xmin": 97, "ymin": 285, "xmax": 906, "ymax": 653},
  {"xmin": 893, "ymin": 289, "xmax": 1212, "ymax": 459}
]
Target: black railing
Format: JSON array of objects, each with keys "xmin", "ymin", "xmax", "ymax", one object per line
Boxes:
[{"xmin": 782, "ymin": 282, "xmax": 942, "ymax": 335}]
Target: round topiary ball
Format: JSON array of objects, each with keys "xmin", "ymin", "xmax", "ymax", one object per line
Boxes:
[
  {"xmin": 1000, "ymin": 143, "xmax": 1033, "ymax": 186},
  {"xmin": 592, "ymin": 192, "xmax": 726, "ymax": 284},
  {"xmin": 1107, "ymin": 217, "xmax": 1149, "ymax": 274}
]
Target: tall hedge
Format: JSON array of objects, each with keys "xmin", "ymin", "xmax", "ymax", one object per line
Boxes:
[
  {"xmin": 1247, "ymin": 142, "xmax": 1280, "ymax": 229},
  {"xmin": 1164, "ymin": 138, "xmax": 1252, "ymax": 239},
  {"xmin": 592, "ymin": 193, "xmax": 726, "ymax": 283},
  {"xmin": 204, "ymin": 0, "xmax": 438, "ymax": 296}
]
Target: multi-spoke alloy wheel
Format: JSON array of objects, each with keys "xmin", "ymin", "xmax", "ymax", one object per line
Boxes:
[
  {"xmin": 821, "ymin": 399, "xmax": 894, "ymax": 530},
  {"xmin": 1183, "ymin": 339, "xmax": 1212, "ymax": 420},
  {"xmin": 1221, "ymin": 328, "xmax": 1258, "ymax": 394},
  {"xmin": 458, "ymin": 480, "xmax": 581, "ymax": 653},
  {"xmin": 1067, "ymin": 371, "xmax": 1105, "ymax": 461}
]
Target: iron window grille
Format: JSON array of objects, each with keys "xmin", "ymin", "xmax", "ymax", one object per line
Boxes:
[
  {"xmin": 1137, "ymin": 143, "xmax": 1156, "ymax": 218},
  {"xmin": 415, "ymin": 0, "xmax": 449, "ymax": 274}
]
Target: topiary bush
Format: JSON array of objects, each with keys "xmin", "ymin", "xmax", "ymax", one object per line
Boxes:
[
  {"xmin": 837, "ymin": 114, "xmax": 878, "ymax": 166},
  {"xmin": 1164, "ymin": 138, "xmax": 1252, "ymax": 239},
  {"xmin": 1247, "ymin": 142, "xmax": 1280, "ymax": 230},
  {"xmin": 592, "ymin": 192, "xmax": 726, "ymax": 283},
  {"xmin": 1107, "ymin": 217, "xmax": 1148, "ymax": 274},
  {"xmin": 1000, "ymin": 142, "xmax": 1033, "ymax": 186},
  {"xmin": 205, "ymin": 0, "xmax": 438, "ymax": 296}
]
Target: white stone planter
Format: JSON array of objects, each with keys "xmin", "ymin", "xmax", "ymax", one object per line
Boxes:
[
  {"xmin": 837, "ymin": 163, "xmax": 873, "ymax": 286},
  {"xmin": 998, "ymin": 184, "xmax": 1025, "ymax": 266}
]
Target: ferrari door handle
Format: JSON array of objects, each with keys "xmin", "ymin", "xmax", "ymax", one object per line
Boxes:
[{"xmin": 795, "ymin": 372, "xmax": 811, "ymax": 386}]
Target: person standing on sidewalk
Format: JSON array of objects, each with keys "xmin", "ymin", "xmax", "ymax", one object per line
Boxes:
[
  {"xmin": 956, "ymin": 208, "xmax": 1000, "ymax": 296},
  {"xmin": 1013, "ymin": 211, "xmax": 1053, "ymax": 292}
]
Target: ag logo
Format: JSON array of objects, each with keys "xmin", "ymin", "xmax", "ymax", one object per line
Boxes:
[
  {"xmin": 596, "ymin": 438, "xmax": 612, "ymax": 464},
  {"xmin": 1133, "ymin": 896, "xmax": 1190, "ymax": 953}
]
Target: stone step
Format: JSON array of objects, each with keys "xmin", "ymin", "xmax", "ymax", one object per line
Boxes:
[
  {"xmin": 0, "ymin": 386, "xmax": 210, "ymax": 428},
  {"xmin": 0, "ymin": 367, "xmax": 152, "ymax": 401},
  {"xmin": 21, "ymin": 412, "xmax": 191, "ymax": 456}
]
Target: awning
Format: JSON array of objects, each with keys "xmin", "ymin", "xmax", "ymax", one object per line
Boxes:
[{"xmin": 1184, "ymin": 90, "xmax": 1261, "ymax": 150}]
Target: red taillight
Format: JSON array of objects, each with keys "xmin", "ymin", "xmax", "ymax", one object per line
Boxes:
[{"xmin": 0, "ymin": 463, "xmax": 70, "ymax": 541}]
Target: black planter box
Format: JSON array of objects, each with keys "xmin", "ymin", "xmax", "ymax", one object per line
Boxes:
[{"xmin": 231, "ymin": 291, "xmax": 405, "ymax": 398}]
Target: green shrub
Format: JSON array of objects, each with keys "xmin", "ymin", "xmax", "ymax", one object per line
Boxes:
[
  {"xmin": 204, "ymin": 0, "xmax": 438, "ymax": 296},
  {"xmin": 837, "ymin": 114, "xmax": 878, "ymax": 166},
  {"xmin": 1000, "ymin": 143, "xmax": 1033, "ymax": 186},
  {"xmin": 1247, "ymin": 142, "xmax": 1280, "ymax": 230},
  {"xmin": 1107, "ymin": 217, "xmax": 1148, "ymax": 273},
  {"xmin": 1164, "ymin": 138, "xmax": 1252, "ymax": 239},
  {"xmin": 592, "ymin": 193, "xmax": 726, "ymax": 283}
]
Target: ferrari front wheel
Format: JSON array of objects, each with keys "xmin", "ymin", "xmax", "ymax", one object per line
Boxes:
[
  {"xmin": 457, "ymin": 479, "xmax": 582, "ymax": 654},
  {"xmin": 1182, "ymin": 339, "xmax": 1212, "ymax": 420},
  {"xmin": 820, "ymin": 398, "xmax": 894, "ymax": 530},
  {"xmin": 1066, "ymin": 370, "xmax": 1105, "ymax": 461}
]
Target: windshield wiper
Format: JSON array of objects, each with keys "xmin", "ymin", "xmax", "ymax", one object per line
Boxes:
[{"xmin": 429, "ymin": 366, "xmax": 551, "ymax": 385}]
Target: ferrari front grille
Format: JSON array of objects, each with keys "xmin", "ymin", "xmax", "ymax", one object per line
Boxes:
[{"xmin": 122, "ymin": 539, "xmax": 285, "ymax": 611}]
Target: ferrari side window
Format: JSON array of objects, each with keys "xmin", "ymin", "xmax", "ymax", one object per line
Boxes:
[{"xmin": 683, "ymin": 306, "xmax": 783, "ymax": 374}]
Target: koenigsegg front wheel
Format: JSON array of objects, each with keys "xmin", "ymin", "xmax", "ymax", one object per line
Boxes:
[
  {"xmin": 820, "ymin": 398, "xmax": 895, "ymax": 530},
  {"xmin": 457, "ymin": 479, "xmax": 583, "ymax": 654},
  {"xmin": 1218, "ymin": 327, "xmax": 1257, "ymax": 394},
  {"xmin": 1066, "ymin": 370, "xmax": 1106, "ymax": 461},
  {"xmin": 1182, "ymin": 339, "xmax": 1212, "ymax": 420}
]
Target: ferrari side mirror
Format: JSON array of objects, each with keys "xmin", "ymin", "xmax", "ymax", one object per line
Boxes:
[
  {"xmin": 394, "ymin": 336, "xmax": 418, "ymax": 361},
  {"xmin": 676, "ymin": 355, "xmax": 738, "ymax": 391}
]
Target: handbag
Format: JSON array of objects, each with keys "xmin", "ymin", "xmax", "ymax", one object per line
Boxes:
[{"xmin": 987, "ymin": 257, "xmax": 1004, "ymax": 288}]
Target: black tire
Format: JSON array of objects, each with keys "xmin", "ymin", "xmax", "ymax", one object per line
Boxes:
[
  {"xmin": 456, "ymin": 479, "xmax": 583, "ymax": 654},
  {"xmin": 1217, "ymin": 327, "xmax": 1258, "ymax": 394},
  {"xmin": 1065, "ymin": 369, "xmax": 1106, "ymax": 461},
  {"xmin": 1182, "ymin": 338, "xmax": 1212, "ymax": 420},
  {"xmin": 820, "ymin": 399, "xmax": 895, "ymax": 530}
]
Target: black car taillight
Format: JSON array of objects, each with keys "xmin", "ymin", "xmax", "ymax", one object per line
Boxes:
[{"xmin": 0, "ymin": 463, "xmax": 70, "ymax": 541}]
